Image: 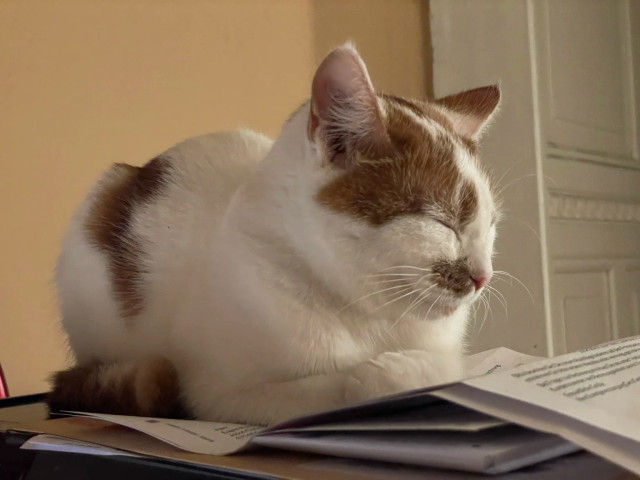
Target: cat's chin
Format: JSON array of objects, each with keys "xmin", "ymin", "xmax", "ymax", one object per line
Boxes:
[
  {"xmin": 408, "ymin": 295, "xmax": 465, "ymax": 321},
  {"xmin": 439, "ymin": 304, "xmax": 458, "ymax": 317},
  {"xmin": 421, "ymin": 288, "xmax": 484, "ymax": 320}
]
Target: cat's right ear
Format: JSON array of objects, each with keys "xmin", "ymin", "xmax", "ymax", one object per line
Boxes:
[{"xmin": 308, "ymin": 44, "xmax": 391, "ymax": 167}]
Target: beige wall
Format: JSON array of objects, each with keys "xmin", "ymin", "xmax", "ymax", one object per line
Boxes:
[
  {"xmin": 312, "ymin": 0, "xmax": 431, "ymax": 98},
  {"xmin": 0, "ymin": 0, "xmax": 430, "ymax": 395}
]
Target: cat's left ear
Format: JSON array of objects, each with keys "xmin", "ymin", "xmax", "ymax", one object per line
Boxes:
[
  {"xmin": 308, "ymin": 43, "xmax": 392, "ymax": 167},
  {"xmin": 434, "ymin": 85, "xmax": 501, "ymax": 141}
]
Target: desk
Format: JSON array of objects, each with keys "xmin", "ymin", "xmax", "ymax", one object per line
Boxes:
[{"xmin": 1, "ymin": 395, "xmax": 636, "ymax": 480}]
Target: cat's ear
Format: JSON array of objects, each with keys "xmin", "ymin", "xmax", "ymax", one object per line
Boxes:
[
  {"xmin": 434, "ymin": 85, "xmax": 501, "ymax": 141},
  {"xmin": 308, "ymin": 43, "xmax": 391, "ymax": 167}
]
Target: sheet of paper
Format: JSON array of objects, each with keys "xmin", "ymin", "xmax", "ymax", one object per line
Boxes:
[
  {"xmin": 466, "ymin": 336, "xmax": 640, "ymax": 440},
  {"xmin": 254, "ymin": 425, "xmax": 579, "ymax": 474},
  {"xmin": 258, "ymin": 348, "xmax": 537, "ymax": 433},
  {"xmin": 465, "ymin": 347, "xmax": 543, "ymax": 377},
  {"xmin": 302, "ymin": 452, "xmax": 630, "ymax": 480},
  {"xmin": 69, "ymin": 412, "xmax": 264, "ymax": 455},
  {"xmin": 437, "ymin": 335, "xmax": 640, "ymax": 475},
  {"xmin": 21, "ymin": 433, "xmax": 142, "ymax": 457},
  {"xmin": 285, "ymin": 401, "xmax": 505, "ymax": 433}
]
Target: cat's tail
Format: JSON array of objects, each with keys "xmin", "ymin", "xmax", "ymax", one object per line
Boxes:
[{"xmin": 47, "ymin": 356, "xmax": 190, "ymax": 418}]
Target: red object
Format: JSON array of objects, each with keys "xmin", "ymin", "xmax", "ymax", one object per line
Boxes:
[{"xmin": 0, "ymin": 363, "xmax": 8, "ymax": 398}]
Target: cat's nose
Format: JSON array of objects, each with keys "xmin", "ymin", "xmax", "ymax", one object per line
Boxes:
[{"xmin": 471, "ymin": 272, "xmax": 492, "ymax": 291}]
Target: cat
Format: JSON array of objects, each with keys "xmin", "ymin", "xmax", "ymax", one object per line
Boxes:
[{"xmin": 48, "ymin": 43, "xmax": 501, "ymax": 426}]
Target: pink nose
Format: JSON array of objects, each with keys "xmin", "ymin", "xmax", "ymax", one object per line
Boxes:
[{"xmin": 471, "ymin": 274, "xmax": 491, "ymax": 291}]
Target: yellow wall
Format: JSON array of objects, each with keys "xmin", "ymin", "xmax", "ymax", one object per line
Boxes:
[
  {"xmin": 312, "ymin": 0, "xmax": 431, "ymax": 98},
  {"xmin": 0, "ymin": 0, "xmax": 430, "ymax": 395}
]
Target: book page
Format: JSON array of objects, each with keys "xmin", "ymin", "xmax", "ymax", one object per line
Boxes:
[
  {"xmin": 465, "ymin": 336, "xmax": 640, "ymax": 440},
  {"xmin": 254, "ymin": 425, "xmax": 578, "ymax": 474},
  {"xmin": 21, "ymin": 434, "xmax": 142, "ymax": 457},
  {"xmin": 465, "ymin": 347, "xmax": 543, "ymax": 377},
  {"xmin": 69, "ymin": 412, "xmax": 264, "ymax": 455},
  {"xmin": 437, "ymin": 335, "xmax": 640, "ymax": 475},
  {"xmin": 285, "ymin": 402, "xmax": 505, "ymax": 433}
]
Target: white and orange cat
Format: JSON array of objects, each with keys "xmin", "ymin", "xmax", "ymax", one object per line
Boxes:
[{"xmin": 49, "ymin": 44, "xmax": 501, "ymax": 426}]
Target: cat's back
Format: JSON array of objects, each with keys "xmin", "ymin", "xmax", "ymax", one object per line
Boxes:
[
  {"xmin": 162, "ymin": 129, "xmax": 273, "ymax": 208},
  {"xmin": 56, "ymin": 129, "xmax": 272, "ymax": 362}
]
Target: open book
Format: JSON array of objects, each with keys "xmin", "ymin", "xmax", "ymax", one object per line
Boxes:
[{"xmin": 42, "ymin": 335, "xmax": 640, "ymax": 475}]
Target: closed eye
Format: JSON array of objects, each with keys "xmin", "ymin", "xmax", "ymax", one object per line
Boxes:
[{"xmin": 435, "ymin": 218, "xmax": 461, "ymax": 240}]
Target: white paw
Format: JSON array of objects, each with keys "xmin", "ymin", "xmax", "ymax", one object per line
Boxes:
[{"xmin": 344, "ymin": 350, "xmax": 461, "ymax": 404}]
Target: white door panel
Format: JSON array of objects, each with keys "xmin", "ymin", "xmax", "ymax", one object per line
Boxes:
[
  {"xmin": 538, "ymin": 0, "xmax": 637, "ymax": 161},
  {"xmin": 553, "ymin": 270, "xmax": 612, "ymax": 353},
  {"xmin": 432, "ymin": 0, "xmax": 640, "ymax": 356}
]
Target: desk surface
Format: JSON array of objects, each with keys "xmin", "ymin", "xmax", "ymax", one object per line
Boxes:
[{"xmin": 0, "ymin": 396, "xmax": 636, "ymax": 480}]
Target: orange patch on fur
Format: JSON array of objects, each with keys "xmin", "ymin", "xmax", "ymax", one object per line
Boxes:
[
  {"xmin": 85, "ymin": 157, "xmax": 171, "ymax": 318},
  {"xmin": 316, "ymin": 96, "xmax": 479, "ymax": 227},
  {"xmin": 48, "ymin": 357, "xmax": 188, "ymax": 418}
]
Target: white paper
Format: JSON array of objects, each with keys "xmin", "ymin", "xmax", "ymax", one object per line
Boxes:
[
  {"xmin": 285, "ymin": 401, "xmax": 505, "ymax": 433},
  {"xmin": 437, "ymin": 336, "xmax": 640, "ymax": 475},
  {"xmin": 467, "ymin": 336, "xmax": 640, "ymax": 440},
  {"xmin": 465, "ymin": 347, "xmax": 543, "ymax": 377},
  {"xmin": 302, "ymin": 452, "xmax": 628, "ymax": 480},
  {"xmin": 254, "ymin": 425, "xmax": 579, "ymax": 474},
  {"xmin": 21, "ymin": 434, "xmax": 141, "ymax": 457},
  {"xmin": 69, "ymin": 412, "xmax": 264, "ymax": 455}
]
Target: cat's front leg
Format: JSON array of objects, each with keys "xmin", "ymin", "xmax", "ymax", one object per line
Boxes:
[
  {"xmin": 189, "ymin": 350, "xmax": 462, "ymax": 425},
  {"xmin": 344, "ymin": 350, "xmax": 464, "ymax": 404}
]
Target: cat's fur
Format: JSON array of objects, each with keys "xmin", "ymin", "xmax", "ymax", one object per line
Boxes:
[{"xmin": 49, "ymin": 44, "xmax": 501, "ymax": 426}]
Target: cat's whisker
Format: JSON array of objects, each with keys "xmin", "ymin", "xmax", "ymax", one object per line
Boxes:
[
  {"xmin": 493, "ymin": 161, "xmax": 523, "ymax": 194},
  {"xmin": 394, "ymin": 284, "xmax": 438, "ymax": 326},
  {"xmin": 485, "ymin": 285, "xmax": 508, "ymax": 316},
  {"xmin": 472, "ymin": 297, "xmax": 482, "ymax": 318},
  {"xmin": 478, "ymin": 293, "xmax": 490, "ymax": 334},
  {"xmin": 376, "ymin": 265, "xmax": 432, "ymax": 273},
  {"xmin": 473, "ymin": 291, "xmax": 491, "ymax": 336},
  {"xmin": 366, "ymin": 273, "xmax": 438, "ymax": 285},
  {"xmin": 495, "ymin": 173, "xmax": 536, "ymax": 196},
  {"xmin": 359, "ymin": 273, "xmax": 441, "ymax": 320},
  {"xmin": 493, "ymin": 270, "xmax": 534, "ymax": 303},
  {"xmin": 484, "ymin": 294, "xmax": 494, "ymax": 328},
  {"xmin": 364, "ymin": 275, "xmax": 424, "ymax": 285},
  {"xmin": 473, "ymin": 292, "xmax": 487, "ymax": 328},
  {"xmin": 367, "ymin": 277, "xmax": 418, "ymax": 286},
  {"xmin": 424, "ymin": 292, "xmax": 444, "ymax": 321},
  {"xmin": 511, "ymin": 218, "xmax": 542, "ymax": 243},
  {"xmin": 495, "ymin": 172, "xmax": 557, "ymax": 198},
  {"xmin": 403, "ymin": 284, "xmax": 434, "ymax": 314},
  {"xmin": 340, "ymin": 283, "xmax": 413, "ymax": 312},
  {"xmin": 373, "ymin": 287, "xmax": 422, "ymax": 313},
  {"xmin": 365, "ymin": 273, "xmax": 423, "ymax": 278},
  {"xmin": 406, "ymin": 285, "xmax": 438, "ymax": 317},
  {"xmin": 485, "ymin": 289, "xmax": 495, "ymax": 321}
]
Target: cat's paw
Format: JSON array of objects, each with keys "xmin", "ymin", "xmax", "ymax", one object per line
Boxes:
[{"xmin": 344, "ymin": 350, "xmax": 461, "ymax": 404}]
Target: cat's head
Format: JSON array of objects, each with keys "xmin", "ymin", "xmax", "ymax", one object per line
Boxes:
[{"xmin": 283, "ymin": 44, "xmax": 501, "ymax": 321}]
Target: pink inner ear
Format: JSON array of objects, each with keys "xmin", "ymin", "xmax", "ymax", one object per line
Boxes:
[
  {"xmin": 311, "ymin": 46, "xmax": 376, "ymax": 123},
  {"xmin": 308, "ymin": 44, "xmax": 391, "ymax": 160},
  {"xmin": 435, "ymin": 85, "xmax": 501, "ymax": 140},
  {"xmin": 307, "ymin": 104, "xmax": 320, "ymax": 140},
  {"xmin": 446, "ymin": 111, "xmax": 487, "ymax": 139}
]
